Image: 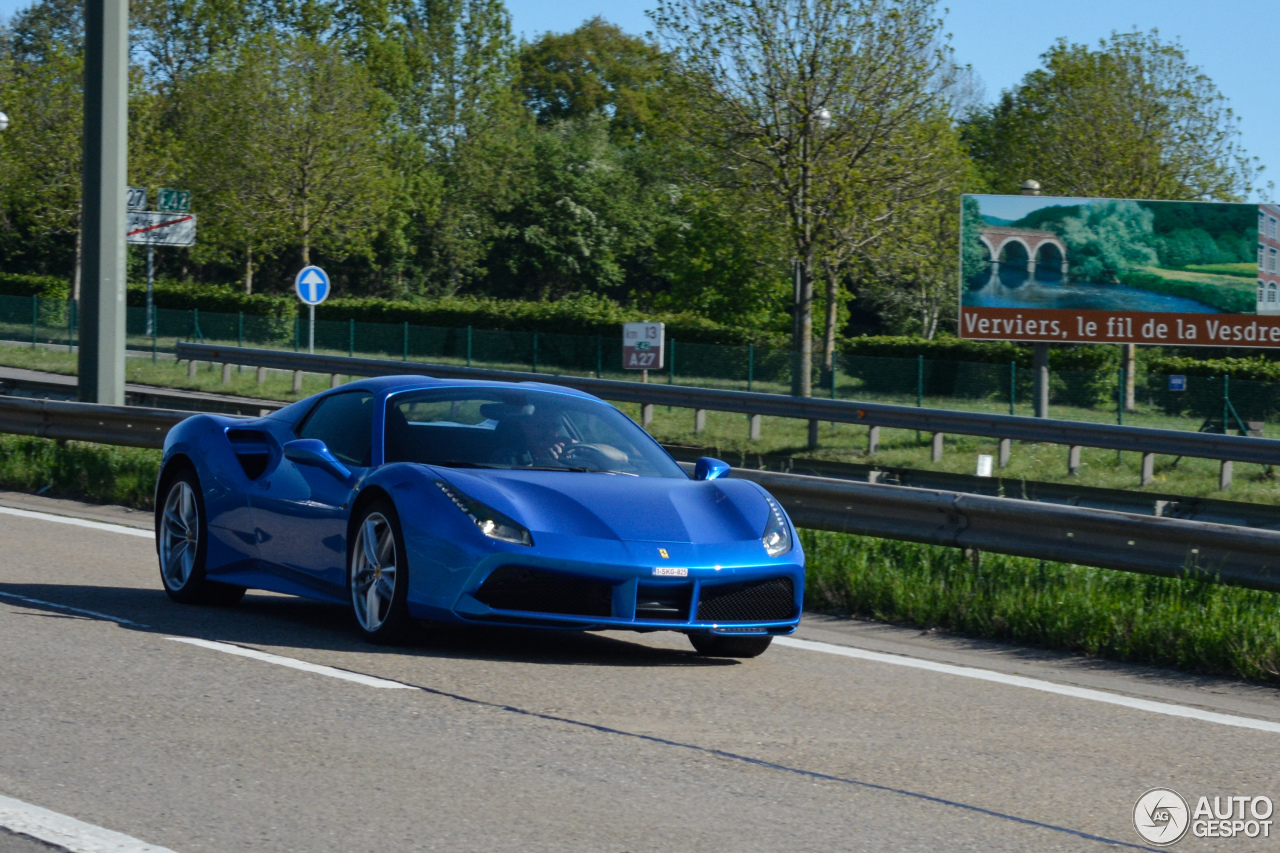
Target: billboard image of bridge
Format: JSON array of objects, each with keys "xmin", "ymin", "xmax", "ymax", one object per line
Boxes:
[{"xmin": 959, "ymin": 194, "xmax": 1274, "ymax": 348}]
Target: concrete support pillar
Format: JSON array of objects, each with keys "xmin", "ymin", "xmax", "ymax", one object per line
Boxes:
[
  {"xmin": 1033, "ymin": 343, "xmax": 1050, "ymax": 418},
  {"xmin": 998, "ymin": 438, "xmax": 1011, "ymax": 468},
  {"xmin": 1026, "ymin": 259, "xmax": 1036, "ymax": 275},
  {"xmin": 807, "ymin": 419, "xmax": 819, "ymax": 450},
  {"xmin": 867, "ymin": 425, "xmax": 880, "ymax": 455},
  {"xmin": 694, "ymin": 409, "xmax": 706, "ymax": 435},
  {"xmin": 187, "ymin": 360, "xmax": 197, "ymax": 379},
  {"xmin": 749, "ymin": 414, "xmax": 762, "ymax": 441},
  {"xmin": 1220, "ymin": 460, "xmax": 1233, "ymax": 491},
  {"xmin": 292, "ymin": 370, "xmax": 302, "ymax": 394},
  {"xmin": 1141, "ymin": 453, "xmax": 1154, "ymax": 486},
  {"xmin": 1067, "ymin": 445, "xmax": 1081, "ymax": 476},
  {"xmin": 931, "ymin": 432, "xmax": 943, "ymax": 463},
  {"xmin": 641, "ymin": 404, "xmax": 654, "ymax": 428},
  {"xmin": 256, "ymin": 366, "xmax": 266, "ymax": 385},
  {"xmin": 221, "ymin": 363, "xmax": 231, "ymax": 385},
  {"xmin": 330, "ymin": 373, "xmax": 341, "ymax": 388}
]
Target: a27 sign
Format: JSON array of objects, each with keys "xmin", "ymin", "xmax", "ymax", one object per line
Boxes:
[{"xmin": 623, "ymin": 322, "xmax": 664, "ymax": 370}]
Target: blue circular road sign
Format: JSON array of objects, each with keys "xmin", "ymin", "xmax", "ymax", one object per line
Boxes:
[{"xmin": 294, "ymin": 265, "xmax": 330, "ymax": 306}]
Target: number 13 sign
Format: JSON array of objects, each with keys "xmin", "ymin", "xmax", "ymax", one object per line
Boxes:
[{"xmin": 623, "ymin": 322, "xmax": 665, "ymax": 370}]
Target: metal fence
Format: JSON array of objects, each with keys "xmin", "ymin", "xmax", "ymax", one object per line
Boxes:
[{"xmin": 1, "ymin": 292, "xmax": 1276, "ymax": 430}]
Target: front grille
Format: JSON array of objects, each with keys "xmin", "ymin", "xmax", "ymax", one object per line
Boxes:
[
  {"xmin": 475, "ymin": 567, "xmax": 613, "ymax": 618},
  {"xmin": 635, "ymin": 583, "xmax": 691, "ymax": 621},
  {"xmin": 696, "ymin": 577, "xmax": 795, "ymax": 623}
]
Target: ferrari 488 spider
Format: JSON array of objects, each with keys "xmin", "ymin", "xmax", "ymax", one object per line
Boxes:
[{"xmin": 155, "ymin": 376, "xmax": 804, "ymax": 657}]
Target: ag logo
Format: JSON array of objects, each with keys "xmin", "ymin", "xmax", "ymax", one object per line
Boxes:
[{"xmin": 1134, "ymin": 788, "xmax": 1190, "ymax": 846}]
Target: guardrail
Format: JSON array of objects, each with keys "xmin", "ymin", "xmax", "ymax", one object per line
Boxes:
[
  {"xmin": 3, "ymin": 394, "xmax": 1280, "ymax": 593},
  {"xmin": 178, "ymin": 342, "xmax": 1280, "ymax": 488}
]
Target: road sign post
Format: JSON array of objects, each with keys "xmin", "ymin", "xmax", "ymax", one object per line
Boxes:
[
  {"xmin": 294, "ymin": 266, "xmax": 330, "ymax": 354},
  {"xmin": 126, "ymin": 203, "xmax": 195, "ymax": 337},
  {"xmin": 623, "ymin": 322, "xmax": 664, "ymax": 372}
]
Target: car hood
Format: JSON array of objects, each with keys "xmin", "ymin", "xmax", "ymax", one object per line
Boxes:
[{"xmin": 431, "ymin": 468, "xmax": 770, "ymax": 545}]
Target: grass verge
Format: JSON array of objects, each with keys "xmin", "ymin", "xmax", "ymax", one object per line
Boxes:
[
  {"xmin": 0, "ymin": 435, "xmax": 161, "ymax": 509},
  {"xmin": 802, "ymin": 529, "xmax": 1280, "ymax": 684}
]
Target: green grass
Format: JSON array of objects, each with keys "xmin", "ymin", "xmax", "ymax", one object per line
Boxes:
[
  {"xmin": 1183, "ymin": 263, "xmax": 1259, "ymax": 279},
  {"xmin": 803, "ymin": 529, "xmax": 1280, "ymax": 683},
  {"xmin": 1127, "ymin": 268, "xmax": 1256, "ymax": 313},
  {"xmin": 0, "ymin": 434, "xmax": 161, "ymax": 508}
]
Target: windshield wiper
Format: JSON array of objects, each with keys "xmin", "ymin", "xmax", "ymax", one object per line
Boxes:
[
  {"xmin": 518, "ymin": 466, "xmax": 638, "ymax": 475},
  {"xmin": 426, "ymin": 460, "xmax": 500, "ymax": 469}
]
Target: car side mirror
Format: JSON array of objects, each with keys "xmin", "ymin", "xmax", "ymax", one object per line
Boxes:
[
  {"xmin": 694, "ymin": 457, "xmax": 730, "ymax": 481},
  {"xmin": 283, "ymin": 438, "xmax": 352, "ymax": 483}
]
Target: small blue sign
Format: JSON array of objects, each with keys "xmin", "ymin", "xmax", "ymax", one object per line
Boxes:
[
  {"xmin": 294, "ymin": 265, "xmax": 330, "ymax": 306},
  {"xmin": 1168, "ymin": 375, "xmax": 1187, "ymax": 392}
]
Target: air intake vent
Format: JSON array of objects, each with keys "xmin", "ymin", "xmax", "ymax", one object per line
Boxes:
[
  {"xmin": 635, "ymin": 583, "xmax": 691, "ymax": 621},
  {"xmin": 475, "ymin": 567, "xmax": 613, "ymax": 617},
  {"xmin": 696, "ymin": 578, "xmax": 795, "ymax": 623}
]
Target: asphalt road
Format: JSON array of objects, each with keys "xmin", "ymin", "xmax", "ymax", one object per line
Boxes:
[{"xmin": 1, "ymin": 490, "xmax": 1279, "ymax": 852}]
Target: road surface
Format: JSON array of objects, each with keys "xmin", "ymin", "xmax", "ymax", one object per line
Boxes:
[{"xmin": 1, "ymin": 490, "xmax": 1278, "ymax": 852}]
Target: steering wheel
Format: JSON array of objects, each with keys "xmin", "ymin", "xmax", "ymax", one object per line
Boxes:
[{"xmin": 560, "ymin": 443, "xmax": 618, "ymax": 468}]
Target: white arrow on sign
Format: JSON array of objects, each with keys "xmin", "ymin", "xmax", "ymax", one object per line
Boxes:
[{"xmin": 301, "ymin": 269, "xmax": 324, "ymax": 303}]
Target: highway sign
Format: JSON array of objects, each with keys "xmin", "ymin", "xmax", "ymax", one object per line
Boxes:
[
  {"xmin": 126, "ymin": 186, "xmax": 148, "ymax": 211},
  {"xmin": 156, "ymin": 188, "xmax": 192, "ymax": 213},
  {"xmin": 295, "ymin": 266, "xmax": 330, "ymax": 306},
  {"xmin": 126, "ymin": 211, "xmax": 196, "ymax": 246},
  {"xmin": 1169, "ymin": 375, "xmax": 1187, "ymax": 392},
  {"xmin": 623, "ymin": 322, "xmax": 664, "ymax": 370}
]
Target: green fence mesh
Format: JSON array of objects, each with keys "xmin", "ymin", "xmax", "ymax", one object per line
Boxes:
[{"xmin": 0, "ymin": 292, "xmax": 1274, "ymax": 434}]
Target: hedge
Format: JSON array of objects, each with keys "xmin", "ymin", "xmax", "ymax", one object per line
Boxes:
[
  {"xmin": 125, "ymin": 280, "xmax": 295, "ymax": 318},
  {"xmin": 0, "ymin": 272, "xmax": 70, "ymax": 300},
  {"xmin": 1146, "ymin": 356, "xmax": 1280, "ymax": 382},
  {"xmin": 840, "ymin": 335, "xmax": 1119, "ymax": 371},
  {"xmin": 314, "ymin": 293, "xmax": 786, "ymax": 347}
]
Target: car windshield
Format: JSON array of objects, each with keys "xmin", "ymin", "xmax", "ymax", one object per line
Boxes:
[{"xmin": 384, "ymin": 387, "xmax": 686, "ymax": 478}]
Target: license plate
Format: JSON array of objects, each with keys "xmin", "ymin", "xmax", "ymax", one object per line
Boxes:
[{"xmin": 652, "ymin": 566, "xmax": 688, "ymax": 577}]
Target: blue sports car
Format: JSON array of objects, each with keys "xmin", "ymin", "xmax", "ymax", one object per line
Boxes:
[{"xmin": 154, "ymin": 376, "xmax": 804, "ymax": 657}]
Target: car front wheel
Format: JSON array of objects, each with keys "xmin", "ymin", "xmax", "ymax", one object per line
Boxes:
[
  {"xmin": 157, "ymin": 469, "xmax": 245, "ymax": 605},
  {"xmin": 349, "ymin": 501, "xmax": 412, "ymax": 643},
  {"xmin": 688, "ymin": 633, "xmax": 773, "ymax": 658}
]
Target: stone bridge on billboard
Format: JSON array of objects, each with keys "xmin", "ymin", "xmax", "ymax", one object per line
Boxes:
[{"xmin": 979, "ymin": 226, "xmax": 1069, "ymax": 276}]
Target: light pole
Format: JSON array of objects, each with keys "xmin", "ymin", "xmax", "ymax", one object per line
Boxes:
[{"xmin": 79, "ymin": 0, "xmax": 129, "ymax": 405}]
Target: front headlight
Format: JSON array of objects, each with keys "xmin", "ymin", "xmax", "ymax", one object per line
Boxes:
[
  {"xmin": 761, "ymin": 496, "xmax": 792, "ymax": 557},
  {"xmin": 436, "ymin": 482, "xmax": 533, "ymax": 546}
]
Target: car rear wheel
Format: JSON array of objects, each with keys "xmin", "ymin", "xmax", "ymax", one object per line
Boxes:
[
  {"xmin": 349, "ymin": 501, "xmax": 412, "ymax": 643},
  {"xmin": 688, "ymin": 633, "xmax": 773, "ymax": 658},
  {"xmin": 157, "ymin": 469, "xmax": 245, "ymax": 605}
]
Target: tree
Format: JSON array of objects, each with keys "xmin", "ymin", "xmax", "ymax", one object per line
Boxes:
[
  {"xmin": 516, "ymin": 18, "xmax": 671, "ymax": 140},
  {"xmin": 1056, "ymin": 200, "xmax": 1158, "ymax": 283},
  {"xmin": 961, "ymin": 30, "xmax": 1260, "ymax": 202},
  {"xmin": 179, "ymin": 35, "xmax": 395, "ymax": 289},
  {"xmin": 652, "ymin": 0, "xmax": 956, "ymax": 398}
]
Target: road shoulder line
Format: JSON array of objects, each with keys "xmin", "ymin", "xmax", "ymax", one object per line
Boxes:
[
  {"xmin": 0, "ymin": 793, "xmax": 176, "ymax": 853},
  {"xmin": 0, "ymin": 506, "xmax": 153, "ymax": 539},
  {"xmin": 775, "ymin": 636, "xmax": 1280, "ymax": 733}
]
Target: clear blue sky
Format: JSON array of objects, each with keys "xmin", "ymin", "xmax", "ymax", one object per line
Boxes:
[{"xmin": 2, "ymin": 0, "xmax": 1274, "ymax": 198}]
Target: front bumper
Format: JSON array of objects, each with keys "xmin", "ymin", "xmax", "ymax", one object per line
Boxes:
[{"xmin": 444, "ymin": 551, "xmax": 804, "ymax": 634}]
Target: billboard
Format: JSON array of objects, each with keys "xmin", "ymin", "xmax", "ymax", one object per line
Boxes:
[{"xmin": 959, "ymin": 194, "xmax": 1280, "ymax": 347}]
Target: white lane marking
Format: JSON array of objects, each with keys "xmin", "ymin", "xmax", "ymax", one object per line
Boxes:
[
  {"xmin": 0, "ymin": 505, "xmax": 153, "ymax": 539},
  {"xmin": 0, "ymin": 591, "xmax": 150, "ymax": 628},
  {"xmin": 0, "ymin": 792, "xmax": 177, "ymax": 853},
  {"xmin": 168, "ymin": 638, "xmax": 415, "ymax": 690},
  {"xmin": 775, "ymin": 636, "xmax": 1280, "ymax": 734},
  {"xmin": 6, "ymin": 503, "xmax": 1278, "ymax": 734}
]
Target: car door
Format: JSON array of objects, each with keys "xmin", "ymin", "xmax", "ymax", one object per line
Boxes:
[{"xmin": 253, "ymin": 390, "xmax": 374, "ymax": 595}]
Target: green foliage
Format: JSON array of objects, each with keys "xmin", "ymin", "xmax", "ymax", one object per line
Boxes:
[
  {"xmin": 125, "ymin": 280, "xmax": 296, "ymax": 318},
  {"xmin": 1054, "ymin": 199, "xmax": 1158, "ymax": 283},
  {"xmin": 315, "ymin": 292, "xmax": 783, "ymax": 345},
  {"xmin": 1146, "ymin": 355, "xmax": 1280, "ymax": 382},
  {"xmin": 0, "ymin": 272, "xmax": 71, "ymax": 299},
  {"xmin": 803, "ymin": 530, "xmax": 1280, "ymax": 683},
  {"xmin": 840, "ymin": 335, "xmax": 1116, "ymax": 370},
  {"xmin": 961, "ymin": 30, "xmax": 1259, "ymax": 201},
  {"xmin": 960, "ymin": 196, "xmax": 988, "ymax": 282},
  {"xmin": 0, "ymin": 435, "xmax": 161, "ymax": 509},
  {"xmin": 1118, "ymin": 270, "xmax": 1256, "ymax": 314},
  {"xmin": 516, "ymin": 17, "xmax": 671, "ymax": 139}
]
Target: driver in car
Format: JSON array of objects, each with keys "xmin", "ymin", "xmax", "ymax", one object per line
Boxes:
[{"xmin": 492, "ymin": 408, "xmax": 629, "ymax": 469}]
